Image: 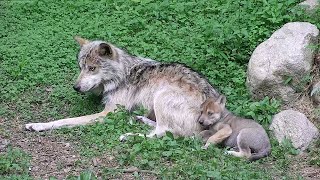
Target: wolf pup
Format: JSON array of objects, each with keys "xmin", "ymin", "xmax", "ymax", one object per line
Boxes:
[
  {"xmin": 25, "ymin": 37, "xmax": 220, "ymax": 139},
  {"xmin": 198, "ymin": 95, "xmax": 271, "ymax": 161}
]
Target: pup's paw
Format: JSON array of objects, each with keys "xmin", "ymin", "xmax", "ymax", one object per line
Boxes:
[
  {"xmin": 25, "ymin": 123, "xmax": 49, "ymax": 132},
  {"xmin": 201, "ymin": 143, "xmax": 210, "ymax": 150}
]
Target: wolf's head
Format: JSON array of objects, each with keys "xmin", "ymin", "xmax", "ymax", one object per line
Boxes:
[
  {"xmin": 198, "ymin": 95, "xmax": 226, "ymax": 127},
  {"xmin": 73, "ymin": 36, "xmax": 124, "ymax": 94}
]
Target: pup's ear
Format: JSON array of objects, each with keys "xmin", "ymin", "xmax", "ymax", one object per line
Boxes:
[
  {"xmin": 201, "ymin": 98, "xmax": 214, "ymax": 109},
  {"xmin": 217, "ymin": 95, "xmax": 226, "ymax": 109},
  {"xmin": 74, "ymin": 36, "xmax": 89, "ymax": 47},
  {"xmin": 98, "ymin": 43, "xmax": 113, "ymax": 58}
]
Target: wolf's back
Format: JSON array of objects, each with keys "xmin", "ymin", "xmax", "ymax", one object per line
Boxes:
[{"xmin": 127, "ymin": 62, "xmax": 220, "ymax": 98}]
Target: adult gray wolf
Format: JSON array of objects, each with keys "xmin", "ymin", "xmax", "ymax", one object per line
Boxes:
[
  {"xmin": 25, "ymin": 37, "xmax": 220, "ymax": 139},
  {"xmin": 198, "ymin": 95, "xmax": 271, "ymax": 161}
]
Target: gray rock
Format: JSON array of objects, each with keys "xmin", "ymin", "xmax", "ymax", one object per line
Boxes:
[
  {"xmin": 247, "ymin": 22, "xmax": 319, "ymax": 102},
  {"xmin": 299, "ymin": 0, "xmax": 319, "ymax": 11},
  {"xmin": 270, "ymin": 110, "xmax": 319, "ymax": 151},
  {"xmin": 311, "ymin": 81, "xmax": 320, "ymax": 105}
]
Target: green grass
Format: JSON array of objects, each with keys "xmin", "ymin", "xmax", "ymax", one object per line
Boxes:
[
  {"xmin": 57, "ymin": 108, "xmax": 303, "ymax": 179},
  {"xmin": 0, "ymin": 147, "xmax": 32, "ymax": 179},
  {"xmin": 309, "ymin": 139, "xmax": 320, "ymax": 167},
  {"xmin": 1, "ymin": 0, "xmax": 319, "ymax": 179}
]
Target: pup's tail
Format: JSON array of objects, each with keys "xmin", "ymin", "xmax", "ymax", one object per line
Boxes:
[{"xmin": 249, "ymin": 145, "xmax": 271, "ymax": 161}]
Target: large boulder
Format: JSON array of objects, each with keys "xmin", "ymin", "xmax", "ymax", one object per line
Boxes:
[
  {"xmin": 270, "ymin": 110, "xmax": 319, "ymax": 151},
  {"xmin": 247, "ymin": 22, "xmax": 319, "ymax": 102}
]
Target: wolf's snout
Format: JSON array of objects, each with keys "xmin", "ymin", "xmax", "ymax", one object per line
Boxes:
[{"xmin": 73, "ymin": 85, "xmax": 81, "ymax": 92}]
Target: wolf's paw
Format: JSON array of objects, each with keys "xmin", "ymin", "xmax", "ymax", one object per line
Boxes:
[
  {"xmin": 225, "ymin": 150, "xmax": 236, "ymax": 155},
  {"xmin": 119, "ymin": 133, "xmax": 146, "ymax": 142},
  {"xmin": 135, "ymin": 116, "xmax": 145, "ymax": 121},
  {"xmin": 119, "ymin": 134, "xmax": 127, "ymax": 142},
  {"xmin": 119, "ymin": 133, "xmax": 134, "ymax": 142},
  {"xmin": 135, "ymin": 116, "xmax": 156, "ymax": 127},
  {"xmin": 25, "ymin": 123, "xmax": 49, "ymax": 132}
]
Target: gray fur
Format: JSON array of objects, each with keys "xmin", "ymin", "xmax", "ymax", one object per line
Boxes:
[
  {"xmin": 25, "ymin": 37, "xmax": 220, "ymax": 138},
  {"xmin": 198, "ymin": 96, "xmax": 271, "ymax": 161}
]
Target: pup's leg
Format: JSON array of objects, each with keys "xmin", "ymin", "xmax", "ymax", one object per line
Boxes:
[
  {"xmin": 25, "ymin": 106, "xmax": 115, "ymax": 132},
  {"xmin": 198, "ymin": 130, "xmax": 215, "ymax": 143},
  {"xmin": 202, "ymin": 124, "xmax": 232, "ymax": 149},
  {"xmin": 226, "ymin": 131, "xmax": 251, "ymax": 159},
  {"xmin": 226, "ymin": 148, "xmax": 251, "ymax": 158}
]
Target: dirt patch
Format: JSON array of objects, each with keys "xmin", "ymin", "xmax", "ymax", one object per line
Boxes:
[
  {"xmin": 3, "ymin": 115, "xmax": 157, "ymax": 179},
  {"xmin": 7, "ymin": 120, "xmax": 80, "ymax": 179},
  {"xmin": 90, "ymin": 153, "xmax": 158, "ymax": 180},
  {"xmin": 290, "ymin": 153, "xmax": 320, "ymax": 180}
]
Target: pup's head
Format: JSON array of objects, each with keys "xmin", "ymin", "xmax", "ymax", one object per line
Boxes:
[
  {"xmin": 73, "ymin": 36, "xmax": 120, "ymax": 93},
  {"xmin": 198, "ymin": 95, "xmax": 226, "ymax": 127}
]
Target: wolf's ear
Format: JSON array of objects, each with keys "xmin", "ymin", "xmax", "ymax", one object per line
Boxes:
[
  {"xmin": 217, "ymin": 95, "xmax": 226, "ymax": 109},
  {"xmin": 74, "ymin": 36, "xmax": 89, "ymax": 47},
  {"xmin": 98, "ymin": 43, "xmax": 113, "ymax": 58}
]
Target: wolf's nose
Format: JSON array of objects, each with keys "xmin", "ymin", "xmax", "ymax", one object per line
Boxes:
[
  {"xmin": 199, "ymin": 120, "xmax": 204, "ymax": 125},
  {"xmin": 73, "ymin": 85, "xmax": 80, "ymax": 92}
]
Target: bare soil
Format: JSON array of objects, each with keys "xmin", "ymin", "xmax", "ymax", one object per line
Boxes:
[{"xmin": 1, "ymin": 115, "xmax": 157, "ymax": 179}]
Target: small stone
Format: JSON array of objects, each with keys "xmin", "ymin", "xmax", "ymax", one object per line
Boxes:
[{"xmin": 270, "ymin": 110, "xmax": 319, "ymax": 151}]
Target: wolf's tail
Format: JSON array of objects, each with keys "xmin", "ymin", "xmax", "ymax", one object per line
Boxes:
[{"xmin": 249, "ymin": 145, "xmax": 271, "ymax": 161}]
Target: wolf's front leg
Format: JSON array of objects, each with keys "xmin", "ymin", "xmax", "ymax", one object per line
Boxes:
[{"xmin": 25, "ymin": 107, "xmax": 113, "ymax": 132}]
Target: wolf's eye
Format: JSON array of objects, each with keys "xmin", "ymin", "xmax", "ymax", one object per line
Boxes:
[
  {"xmin": 89, "ymin": 66, "xmax": 96, "ymax": 71},
  {"xmin": 207, "ymin": 112, "xmax": 213, "ymax": 116}
]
